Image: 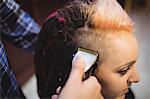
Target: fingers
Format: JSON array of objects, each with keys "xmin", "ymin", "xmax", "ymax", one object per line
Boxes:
[
  {"xmin": 56, "ymin": 86, "xmax": 61, "ymax": 94},
  {"xmin": 67, "ymin": 55, "xmax": 85, "ymax": 84},
  {"xmin": 83, "ymin": 76, "xmax": 101, "ymax": 92},
  {"xmin": 83, "ymin": 76, "xmax": 103, "ymax": 99},
  {"xmin": 51, "ymin": 86, "xmax": 61, "ymax": 99},
  {"xmin": 51, "ymin": 95, "xmax": 58, "ymax": 99}
]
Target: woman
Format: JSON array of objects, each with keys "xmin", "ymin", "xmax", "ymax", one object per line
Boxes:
[{"xmin": 35, "ymin": 0, "xmax": 140, "ymax": 98}]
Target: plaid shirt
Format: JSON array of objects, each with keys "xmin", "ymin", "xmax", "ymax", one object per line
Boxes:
[{"xmin": 0, "ymin": 0, "xmax": 41, "ymax": 98}]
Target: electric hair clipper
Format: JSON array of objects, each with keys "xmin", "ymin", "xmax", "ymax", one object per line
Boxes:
[{"xmin": 73, "ymin": 48, "xmax": 99, "ymax": 80}]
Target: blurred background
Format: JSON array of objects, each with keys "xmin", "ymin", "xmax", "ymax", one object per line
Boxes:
[{"xmin": 2, "ymin": 0, "xmax": 149, "ymax": 99}]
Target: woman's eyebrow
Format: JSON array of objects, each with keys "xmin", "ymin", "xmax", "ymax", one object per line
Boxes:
[{"xmin": 118, "ymin": 60, "xmax": 137, "ymax": 69}]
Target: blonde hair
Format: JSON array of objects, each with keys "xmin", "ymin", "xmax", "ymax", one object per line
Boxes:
[
  {"xmin": 92, "ymin": 0, "xmax": 133, "ymax": 33},
  {"xmin": 73, "ymin": 0, "xmax": 134, "ymax": 60}
]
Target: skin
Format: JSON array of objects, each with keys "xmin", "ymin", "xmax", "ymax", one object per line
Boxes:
[{"xmin": 96, "ymin": 33, "xmax": 140, "ymax": 99}]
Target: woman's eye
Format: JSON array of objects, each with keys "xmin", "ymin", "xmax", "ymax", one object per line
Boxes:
[{"xmin": 118, "ymin": 67, "xmax": 130, "ymax": 75}]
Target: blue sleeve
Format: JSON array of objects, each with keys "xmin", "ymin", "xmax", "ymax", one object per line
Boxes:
[{"xmin": 0, "ymin": 0, "xmax": 41, "ymax": 54}]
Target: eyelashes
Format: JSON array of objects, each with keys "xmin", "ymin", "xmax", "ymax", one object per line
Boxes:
[
  {"xmin": 118, "ymin": 66, "xmax": 131, "ymax": 75},
  {"xmin": 117, "ymin": 61, "xmax": 136, "ymax": 76}
]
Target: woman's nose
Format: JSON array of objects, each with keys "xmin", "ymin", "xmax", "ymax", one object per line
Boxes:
[{"xmin": 128, "ymin": 66, "xmax": 140, "ymax": 83}]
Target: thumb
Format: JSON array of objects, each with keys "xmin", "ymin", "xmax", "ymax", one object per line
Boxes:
[{"xmin": 67, "ymin": 55, "xmax": 85, "ymax": 84}]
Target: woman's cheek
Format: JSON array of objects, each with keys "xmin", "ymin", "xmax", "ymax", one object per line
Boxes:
[{"xmin": 100, "ymin": 74, "xmax": 128, "ymax": 98}]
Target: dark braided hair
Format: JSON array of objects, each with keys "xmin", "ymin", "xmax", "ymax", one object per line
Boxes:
[{"xmin": 35, "ymin": 1, "xmax": 95, "ymax": 97}]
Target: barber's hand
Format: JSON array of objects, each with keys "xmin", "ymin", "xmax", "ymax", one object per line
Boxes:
[{"xmin": 51, "ymin": 55, "xmax": 104, "ymax": 99}]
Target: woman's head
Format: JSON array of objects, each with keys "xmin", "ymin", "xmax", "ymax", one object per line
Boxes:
[{"xmin": 35, "ymin": 0, "xmax": 140, "ymax": 98}]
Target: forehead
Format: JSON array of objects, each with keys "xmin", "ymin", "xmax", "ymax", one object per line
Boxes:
[{"xmin": 101, "ymin": 33, "xmax": 139, "ymax": 67}]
